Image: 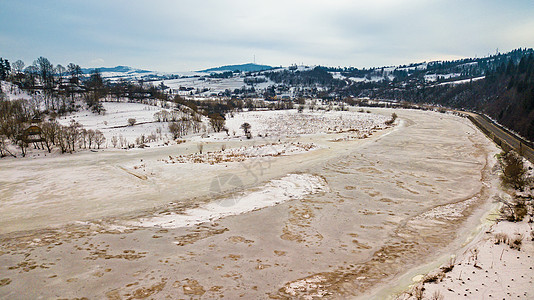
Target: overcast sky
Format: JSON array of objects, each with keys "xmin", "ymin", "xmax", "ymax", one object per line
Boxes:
[{"xmin": 1, "ymin": 0, "xmax": 533, "ymax": 72}]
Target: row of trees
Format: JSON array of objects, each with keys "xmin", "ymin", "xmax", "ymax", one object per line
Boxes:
[
  {"xmin": 168, "ymin": 116, "xmax": 204, "ymax": 139},
  {"xmin": 0, "ymin": 116, "xmax": 106, "ymax": 158},
  {"xmin": 37, "ymin": 121, "xmax": 106, "ymax": 155},
  {"xmin": 0, "ymin": 56, "xmax": 84, "ymax": 114},
  {"xmin": 0, "ymin": 56, "xmax": 174, "ymax": 115}
]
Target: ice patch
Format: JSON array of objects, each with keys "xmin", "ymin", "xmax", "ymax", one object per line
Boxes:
[
  {"xmin": 414, "ymin": 197, "xmax": 478, "ymax": 221},
  {"xmin": 129, "ymin": 173, "xmax": 328, "ymax": 228}
]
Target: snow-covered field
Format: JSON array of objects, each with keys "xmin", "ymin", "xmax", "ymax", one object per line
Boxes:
[
  {"xmin": 398, "ymin": 214, "xmax": 534, "ymax": 300},
  {"xmin": 156, "ymin": 75, "xmax": 274, "ymax": 96},
  {"xmin": 0, "ymin": 81, "xmax": 33, "ymax": 101},
  {"xmin": 423, "ymin": 73, "xmax": 461, "ymax": 82},
  {"xmin": 58, "ymin": 101, "xmax": 173, "ymax": 146},
  {"xmin": 224, "ymin": 109, "xmax": 389, "ymax": 138},
  {"xmin": 59, "ymin": 102, "xmax": 163, "ymax": 128},
  {"xmin": 54, "ymin": 103, "xmax": 390, "ymax": 150},
  {"xmin": 438, "ymin": 76, "xmax": 485, "ymax": 86}
]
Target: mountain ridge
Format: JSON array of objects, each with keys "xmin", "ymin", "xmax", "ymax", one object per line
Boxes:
[
  {"xmin": 81, "ymin": 65, "xmax": 151, "ymax": 74},
  {"xmin": 200, "ymin": 63, "xmax": 273, "ymax": 73}
]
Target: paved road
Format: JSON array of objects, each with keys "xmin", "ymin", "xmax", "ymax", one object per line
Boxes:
[{"xmin": 463, "ymin": 111, "xmax": 534, "ymax": 162}]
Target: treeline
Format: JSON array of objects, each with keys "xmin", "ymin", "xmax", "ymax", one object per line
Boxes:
[
  {"xmin": 485, "ymin": 54, "xmax": 534, "ymax": 139},
  {"xmin": 0, "ymin": 56, "xmax": 170, "ymax": 114},
  {"xmin": 264, "ymin": 67, "xmax": 346, "ymax": 87}
]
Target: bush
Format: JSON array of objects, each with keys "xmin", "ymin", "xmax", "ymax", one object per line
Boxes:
[
  {"xmin": 431, "ymin": 291, "xmax": 444, "ymax": 300},
  {"xmin": 509, "ymin": 234, "xmax": 523, "ymax": 250},
  {"xmin": 168, "ymin": 122, "xmax": 180, "ymax": 139},
  {"xmin": 128, "ymin": 118, "xmax": 136, "ymax": 126},
  {"xmin": 440, "ymin": 257, "xmax": 455, "ymax": 273},
  {"xmin": 208, "ymin": 113, "xmax": 225, "ymax": 132},
  {"xmin": 494, "ymin": 232, "xmax": 509, "ymax": 245},
  {"xmin": 498, "ymin": 197, "xmax": 528, "ymax": 222},
  {"xmin": 385, "ymin": 112, "xmax": 398, "ymax": 126},
  {"xmin": 513, "ymin": 200, "xmax": 528, "ymax": 221},
  {"xmin": 499, "ymin": 150, "xmax": 528, "ymax": 190}
]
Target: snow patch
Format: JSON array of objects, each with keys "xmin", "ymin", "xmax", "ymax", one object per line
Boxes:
[
  {"xmin": 129, "ymin": 173, "xmax": 328, "ymax": 228},
  {"xmin": 0, "ymin": 81, "xmax": 33, "ymax": 101}
]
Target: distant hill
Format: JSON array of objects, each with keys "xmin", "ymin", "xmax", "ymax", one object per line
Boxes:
[
  {"xmin": 81, "ymin": 66, "xmax": 151, "ymax": 74},
  {"xmin": 201, "ymin": 63, "xmax": 272, "ymax": 73}
]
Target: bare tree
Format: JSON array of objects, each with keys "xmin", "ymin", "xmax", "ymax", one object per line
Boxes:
[
  {"xmin": 111, "ymin": 135, "xmax": 118, "ymax": 148},
  {"xmin": 85, "ymin": 69, "xmax": 106, "ymax": 114},
  {"xmin": 168, "ymin": 122, "xmax": 180, "ymax": 139},
  {"xmin": 67, "ymin": 63, "xmax": 82, "ymax": 85},
  {"xmin": 40, "ymin": 121, "xmax": 60, "ymax": 153},
  {"xmin": 209, "ymin": 113, "xmax": 226, "ymax": 132},
  {"xmin": 178, "ymin": 117, "xmax": 191, "ymax": 137},
  {"xmin": 0, "ymin": 134, "xmax": 16, "ymax": 157},
  {"xmin": 86, "ymin": 129, "xmax": 96, "ymax": 149},
  {"xmin": 191, "ymin": 114, "xmax": 202, "ymax": 134},
  {"xmin": 12, "ymin": 60, "xmax": 25, "ymax": 74},
  {"xmin": 35, "ymin": 57, "xmax": 55, "ymax": 110},
  {"xmin": 23, "ymin": 65, "xmax": 38, "ymax": 90},
  {"xmin": 56, "ymin": 126, "xmax": 69, "ymax": 153},
  {"xmin": 55, "ymin": 64, "xmax": 66, "ymax": 86},
  {"xmin": 17, "ymin": 138, "xmax": 28, "ymax": 157},
  {"xmin": 95, "ymin": 130, "xmax": 106, "ymax": 149},
  {"xmin": 66, "ymin": 120, "xmax": 82, "ymax": 152},
  {"xmin": 153, "ymin": 111, "xmax": 162, "ymax": 122}
]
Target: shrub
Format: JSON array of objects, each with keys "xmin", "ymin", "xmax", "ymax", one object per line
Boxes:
[
  {"xmin": 413, "ymin": 285, "xmax": 424, "ymax": 300},
  {"xmin": 422, "ymin": 271, "xmax": 445, "ymax": 283},
  {"xmin": 513, "ymin": 200, "xmax": 528, "ymax": 221},
  {"xmin": 509, "ymin": 234, "xmax": 523, "ymax": 250},
  {"xmin": 497, "ymin": 196, "xmax": 528, "ymax": 222},
  {"xmin": 385, "ymin": 112, "xmax": 398, "ymax": 126},
  {"xmin": 431, "ymin": 291, "xmax": 444, "ymax": 300},
  {"xmin": 440, "ymin": 257, "xmax": 455, "ymax": 273},
  {"xmin": 240, "ymin": 122, "xmax": 251, "ymax": 135},
  {"xmin": 498, "ymin": 150, "xmax": 528, "ymax": 190},
  {"xmin": 494, "ymin": 232, "xmax": 509, "ymax": 245}
]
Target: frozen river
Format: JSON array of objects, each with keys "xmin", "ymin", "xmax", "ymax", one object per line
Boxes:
[{"xmin": 0, "ymin": 108, "xmax": 499, "ymax": 299}]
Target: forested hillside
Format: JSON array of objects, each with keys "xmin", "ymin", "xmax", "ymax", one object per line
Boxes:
[{"xmin": 372, "ymin": 52, "xmax": 534, "ymax": 140}]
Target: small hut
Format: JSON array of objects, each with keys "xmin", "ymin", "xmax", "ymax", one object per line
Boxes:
[{"xmin": 22, "ymin": 125, "xmax": 44, "ymax": 143}]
